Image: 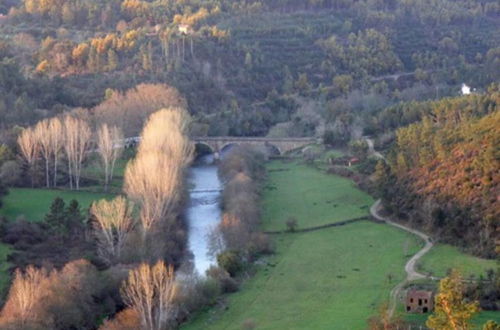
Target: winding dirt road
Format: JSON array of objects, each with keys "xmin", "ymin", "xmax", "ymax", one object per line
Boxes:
[{"xmin": 370, "ymin": 199, "xmax": 434, "ymax": 317}]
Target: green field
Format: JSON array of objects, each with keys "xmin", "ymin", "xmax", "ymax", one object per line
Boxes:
[
  {"xmin": 0, "ymin": 188, "xmax": 113, "ymax": 222},
  {"xmin": 417, "ymin": 244, "xmax": 498, "ymax": 279},
  {"xmin": 404, "ymin": 308, "xmax": 500, "ymax": 328},
  {"xmin": 183, "ymin": 161, "xmax": 422, "ymax": 329},
  {"xmin": 184, "ymin": 221, "xmax": 422, "ymax": 330},
  {"xmin": 261, "ymin": 161, "xmax": 373, "ymax": 231}
]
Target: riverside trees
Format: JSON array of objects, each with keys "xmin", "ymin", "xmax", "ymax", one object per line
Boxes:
[
  {"xmin": 124, "ymin": 108, "xmax": 193, "ymax": 251},
  {"xmin": 17, "ymin": 115, "xmax": 94, "ymax": 190},
  {"xmin": 88, "ymin": 108, "xmax": 193, "ymax": 329}
]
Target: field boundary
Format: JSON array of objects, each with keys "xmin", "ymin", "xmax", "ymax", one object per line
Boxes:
[{"xmin": 263, "ymin": 216, "xmax": 370, "ymax": 234}]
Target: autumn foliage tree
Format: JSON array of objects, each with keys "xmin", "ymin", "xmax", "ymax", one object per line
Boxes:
[
  {"xmin": 63, "ymin": 115, "xmax": 91, "ymax": 190},
  {"xmin": 0, "ymin": 266, "xmax": 48, "ymax": 326},
  {"xmin": 94, "ymin": 84, "xmax": 186, "ymax": 137},
  {"xmin": 124, "ymin": 108, "xmax": 193, "ymax": 244},
  {"xmin": 426, "ymin": 271, "xmax": 480, "ymax": 330},
  {"xmin": 91, "ymin": 196, "xmax": 135, "ymax": 265},
  {"xmin": 17, "ymin": 127, "xmax": 38, "ymax": 187},
  {"xmin": 34, "ymin": 119, "xmax": 52, "ymax": 188},
  {"xmin": 97, "ymin": 124, "xmax": 123, "ymax": 190},
  {"xmin": 120, "ymin": 261, "xmax": 179, "ymax": 330}
]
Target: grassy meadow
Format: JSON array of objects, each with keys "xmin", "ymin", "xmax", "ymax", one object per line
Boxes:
[
  {"xmin": 416, "ymin": 244, "xmax": 498, "ymax": 279},
  {"xmin": 0, "ymin": 188, "xmax": 113, "ymax": 222},
  {"xmin": 261, "ymin": 161, "xmax": 373, "ymax": 231},
  {"xmin": 184, "ymin": 221, "xmax": 423, "ymax": 330}
]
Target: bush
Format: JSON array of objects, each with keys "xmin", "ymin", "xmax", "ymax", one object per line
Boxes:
[
  {"xmin": 285, "ymin": 217, "xmax": 298, "ymax": 232},
  {"xmin": 0, "ymin": 160, "xmax": 21, "ymax": 186},
  {"xmin": 206, "ymin": 266, "xmax": 239, "ymax": 293},
  {"xmin": 99, "ymin": 308, "xmax": 141, "ymax": 330},
  {"xmin": 217, "ymin": 251, "xmax": 243, "ymax": 277},
  {"xmin": 248, "ymin": 232, "xmax": 274, "ymax": 257},
  {"xmin": 196, "ymin": 278, "xmax": 221, "ymax": 306},
  {"xmin": 357, "ymin": 158, "xmax": 378, "ymax": 175}
]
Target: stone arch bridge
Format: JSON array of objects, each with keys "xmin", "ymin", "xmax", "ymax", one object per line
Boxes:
[
  {"xmin": 193, "ymin": 136, "xmax": 317, "ymax": 156},
  {"xmin": 124, "ymin": 136, "xmax": 317, "ymax": 156}
]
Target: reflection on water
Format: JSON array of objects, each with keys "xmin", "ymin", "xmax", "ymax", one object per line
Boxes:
[{"xmin": 186, "ymin": 154, "xmax": 222, "ymax": 275}]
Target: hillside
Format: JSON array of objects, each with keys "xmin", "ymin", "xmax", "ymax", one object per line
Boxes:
[
  {"xmin": 377, "ymin": 87, "xmax": 499, "ymax": 257},
  {"xmin": 0, "ymin": 0, "xmax": 499, "ymax": 136}
]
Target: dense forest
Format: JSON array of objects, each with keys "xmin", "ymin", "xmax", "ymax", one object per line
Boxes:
[
  {"xmin": 376, "ymin": 86, "xmax": 499, "ymax": 257},
  {"xmin": 0, "ymin": 0, "xmax": 499, "ymax": 136}
]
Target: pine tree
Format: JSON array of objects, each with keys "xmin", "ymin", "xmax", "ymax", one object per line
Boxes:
[
  {"xmin": 65, "ymin": 199, "xmax": 85, "ymax": 231},
  {"xmin": 44, "ymin": 197, "xmax": 66, "ymax": 233}
]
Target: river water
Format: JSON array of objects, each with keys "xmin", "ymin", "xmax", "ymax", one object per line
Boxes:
[{"xmin": 186, "ymin": 157, "xmax": 222, "ymax": 275}]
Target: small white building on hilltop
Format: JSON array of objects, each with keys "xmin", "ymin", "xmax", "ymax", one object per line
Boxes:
[
  {"xmin": 461, "ymin": 83, "xmax": 471, "ymax": 95},
  {"xmin": 178, "ymin": 24, "xmax": 193, "ymax": 35}
]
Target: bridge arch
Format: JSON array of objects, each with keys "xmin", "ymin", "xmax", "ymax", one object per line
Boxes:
[
  {"xmin": 265, "ymin": 143, "xmax": 281, "ymax": 156},
  {"xmin": 220, "ymin": 142, "xmax": 240, "ymax": 155}
]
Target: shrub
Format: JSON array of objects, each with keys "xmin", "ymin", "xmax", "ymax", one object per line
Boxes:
[
  {"xmin": 206, "ymin": 266, "xmax": 239, "ymax": 293},
  {"xmin": 285, "ymin": 217, "xmax": 298, "ymax": 232},
  {"xmin": 217, "ymin": 251, "xmax": 243, "ymax": 277},
  {"xmin": 248, "ymin": 232, "xmax": 274, "ymax": 257},
  {"xmin": 0, "ymin": 160, "xmax": 22, "ymax": 186},
  {"xmin": 242, "ymin": 319, "xmax": 257, "ymax": 330},
  {"xmin": 99, "ymin": 308, "xmax": 141, "ymax": 330}
]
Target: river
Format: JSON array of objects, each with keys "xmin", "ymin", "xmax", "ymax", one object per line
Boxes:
[{"xmin": 186, "ymin": 156, "xmax": 222, "ymax": 275}]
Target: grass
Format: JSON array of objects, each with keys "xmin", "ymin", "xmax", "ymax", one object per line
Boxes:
[
  {"xmin": 184, "ymin": 221, "xmax": 422, "ymax": 330},
  {"xmin": 0, "ymin": 188, "xmax": 113, "ymax": 222},
  {"xmin": 417, "ymin": 244, "xmax": 498, "ymax": 279},
  {"xmin": 183, "ymin": 160, "xmax": 422, "ymax": 329},
  {"xmin": 261, "ymin": 161, "xmax": 373, "ymax": 231},
  {"xmin": 404, "ymin": 308, "xmax": 500, "ymax": 329}
]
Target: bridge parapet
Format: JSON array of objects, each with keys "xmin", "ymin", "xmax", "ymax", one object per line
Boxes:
[{"xmin": 122, "ymin": 136, "xmax": 318, "ymax": 155}]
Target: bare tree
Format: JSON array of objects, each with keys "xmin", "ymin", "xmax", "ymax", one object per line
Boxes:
[
  {"xmin": 91, "ymin": 196, "xmax": 135, "ymax": 264},
  {"xmin": 124, "ymin": 152, "xmax": 182, "ymax": 234},
  {"xmin": 97, "ymin": 124, "xmax": 123, "ymax": 190},
  {"xmin": 121, "ymin": 261, "xmax": 179, "ymax": 330},
  {"xmin": 34, "ymin": 119, "xmax": 52, "ymax": 188},
  {"xmin": 17, "ymin": 127, "xmax": 39, "ymax": 187},
  {"xmin": 49, "ymin": 117, "xmax": 63, "ymax": 187},
  {"xmin": 124, "ymin": 108, "xmax": 193, "ymax": 237},
  {"xmin": 93, "ymin": 84, "xmax": 186, "ymax": 137},
  {"xmin": 0, "ymin": 266, "xmax": 47, "ymax": 325},
  {"xmin": 63, "ymin": 115, "xmax": 92, "ymax": 190},
  {"xmin": 137, "ymin": 107, "xmax": 193, "ymax": 168}
]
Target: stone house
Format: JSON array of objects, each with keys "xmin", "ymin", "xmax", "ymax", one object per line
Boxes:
[{"xmin": 406, "ymin": 289, "xmax": 434, "ymax": 313}]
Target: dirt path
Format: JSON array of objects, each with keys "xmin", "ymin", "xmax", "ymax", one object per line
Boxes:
[
  {"xmin": 364, "ymin": 137, "xmax": 385, "ymax": 160},
  {"xmin": 370, "ymin": 199, "xmax": 435, "ymax": 317}
]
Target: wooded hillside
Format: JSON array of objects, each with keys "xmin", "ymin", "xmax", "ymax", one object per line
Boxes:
[{"xmin": 377, "ymin": 86, "xmax": 499, "ymax": 257}]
